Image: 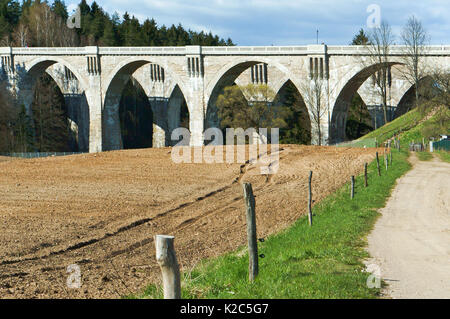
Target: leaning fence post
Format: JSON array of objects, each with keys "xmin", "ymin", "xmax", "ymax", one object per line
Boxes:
[
  {"xmin": 364, "ymin": 163, "xmax": 368, "ymax": 188},
  {"xmin": 376, "ymin": 152, "xmax": 381, "ymax": 176},
  {"xmin": 243, "ymin": 183, "xmax": 258, "ymax": 282},
  {"xmin": 308, "ymin": 171, "xmax": 313, "ymax": 226},
  {"xmin": 351, "ymin": 176, "xmax": 355, "ymax": 199},
  {"xmin": 155, "ymin": 235, "xmax": 181, "ymax": 299}
]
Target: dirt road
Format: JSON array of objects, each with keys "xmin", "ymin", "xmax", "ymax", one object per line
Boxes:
[{"xmin": 367, "ymin": 154, "xmax": 450, "ymax": 299}]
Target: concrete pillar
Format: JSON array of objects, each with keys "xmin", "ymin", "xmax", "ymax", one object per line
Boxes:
[
  {"xmin": 149, "ymin": 98, "xmax": 169, "ymax": 148},
  {"xmin": 188, "ymin": 95, "xmax": 204, "ymax": 147},
  {"xmin": 185, "ymin": 46, "xmax": 205, "ymax": 147},
  {"xmin": 86, "ymin": 76, "xmax": 102, "ymax": 153},
  {"xmin": 102, "ymin": 92, "xmax": 122, "ymax": 151},
  {"xmin": 167, "ymin": 95, "xmax": 182, "ymax": 146}
]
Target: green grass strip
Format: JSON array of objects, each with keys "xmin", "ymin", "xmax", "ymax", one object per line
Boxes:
[
  {"xmin": 435, "ymin": 150, "xmax": 450, "ymax": 163},
  {"xmin": 416, "ymin": 152, "xmax": 433, "ymax": 161},
  {"xmin": 134, "ymin": 149, "xmax": 411, "ymax": 299}
]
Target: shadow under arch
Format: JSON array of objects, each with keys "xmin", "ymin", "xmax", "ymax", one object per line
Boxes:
[
  {"xmin": 15, "ymin": 59, "xmax": 90, "ymax": 151},
  {"xmin": 330, "ymin": 62, "xmax": 403, "ymax": 144},
  {"xmin": 395, "ymin": 76, "xmax": 435, "ymax": 118},
  {"xmin": 273, "ymin": 79, "xmax": 312, "ymax": 145},
  {"xmin": 103, "ymin": 60, "xmax": 189, "ymax": 150}
]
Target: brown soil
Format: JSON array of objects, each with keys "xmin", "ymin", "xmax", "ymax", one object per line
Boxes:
[{"xmin": 0, "ymin": 145, "xmax": 378, "ymax": 299}]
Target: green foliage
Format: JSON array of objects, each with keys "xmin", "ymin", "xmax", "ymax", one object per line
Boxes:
[
  {"xmin": 0, "ymin": 0, "xmax": 235, "ymax": 47},
  {"xmin": 420, "ymin": 106, "xmax": 450, "ymax": 140},
  {"xmin": 119, "ymin": 79, "xmax": 153, "ymax": 149},
  {"xmin": 345, "ymin": 94, "xmax": 374, "ymax": 140},
  {"xmin": 216, "ymin": 84, "xmax": 291, "ymax": 131},
  {"xmin": 435, "ymin": 150, "xmax": 450, "ymax": 163},
  {"xmin": 275, "ymin": 81, "xmax": 311, "ymax": 145},
  {"xmin": 31, "ymin": 73, "xmax": 73, "ymax": 152},
  {"xmin": 351, "ymin": 28, "xmax": 370, "ymax": 45},
  {"xmin": 359, "ymin": 107, "xmax": 425, "ymax": 144},
  {"xmin": 13, "ymin": 104, "xmax": 34, "ymax": 152},
  {"xmin": 137, "ymin": 149, "xmax": 411, "ymax": 299},
  {"xmin": 416, "ymin": 152, "xmax": 433, "ymax": 161}
]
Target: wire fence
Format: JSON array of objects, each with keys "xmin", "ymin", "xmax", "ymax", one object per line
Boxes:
[
  {"xmin": 0, "ymin": 152, "xmax": 85, "ymax": 159},
  {"xmin": 433, "ymin": 139, "xmax": 450, "ymax": 151}
]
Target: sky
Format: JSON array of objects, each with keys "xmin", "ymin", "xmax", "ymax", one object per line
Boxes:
[{"xmin": 64, "ymin": 0, "xmax": 449, "ymax": 45}]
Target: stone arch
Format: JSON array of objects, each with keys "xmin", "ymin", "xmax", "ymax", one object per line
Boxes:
[
  {"xmin": 273, "ymin": 79, "xmax": 312, "ymax": 144},
  {"xmin": 23, "ymin": 57, "xmax": 88, "ymax": 92},
  {"xmin": 329, "ymin": 61, "xmax": 403, "ymax": 144},
  {"xmin": 204, "ymin": 58, "xmax": 299, "ymax": 130},
  {"xmin": 395, "ymin": 76, "xmax": 436, "ymax": 118},
  {"xmin": 102, "ymin": 59, "xmax": 189, "ymax": 150},
  {"xmin": 16, "ymin": 58, "xmax": 89, "ymax": 151}
]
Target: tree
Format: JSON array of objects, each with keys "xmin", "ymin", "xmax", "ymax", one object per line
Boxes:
[
  {"xmin": 351, "ymin": 28, "xmax": 370, "ymax": 45},
  {"xmin": 216, "ymin": 84, "xmax": 291, "ymax": 132},
  {"xmin": 400, "ymin": 15, "xmax": 429, "ymax": 108},
  {"xmin": 363, "ymin": 21, "xmax": 395, "ymax": 125},
  {"xmin": 301, "ymin": 78, "xmax": 327, "ymax": 145}
]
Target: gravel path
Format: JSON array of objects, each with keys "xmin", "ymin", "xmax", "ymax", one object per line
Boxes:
[{"xmin": 367, "ymin": 154, "xmax": 450, "ymax": 299}]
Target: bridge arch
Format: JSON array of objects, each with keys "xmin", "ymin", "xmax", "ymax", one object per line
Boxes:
[
  {"xmin": 273, "ymin": 79, "xmax": 312, "ymax": 144},
  {"xmin": 395, "ymin": 75, "xmax": 436, "ymax": 118},
  {"xmin": 102, "ymin": 58, "xmax": 189, "ymax": 150},
  {"xmin": 204, "ymin": 57, "xmax": 303, "ymax": 131},
  {"xmin": 329, "ymin": 61, "xmax": 404, "ymax": 144},
  {"xmin": 15, "ymin": 57, "xmax": 90, "ymax": 151}
]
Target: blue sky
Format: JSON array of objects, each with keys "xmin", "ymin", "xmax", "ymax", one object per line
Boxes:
[{"xmin": 64, "ymin": 0, "xmax": 449, "ymax": 45}]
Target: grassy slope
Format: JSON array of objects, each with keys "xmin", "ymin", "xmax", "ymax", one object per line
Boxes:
[
  {"xmin": 135, "ymin": 148, "xmax": 411, "ymax": 299},
  {"xmin": 358, "ymin": 108, "xmax": 425, "ymax": 144}
]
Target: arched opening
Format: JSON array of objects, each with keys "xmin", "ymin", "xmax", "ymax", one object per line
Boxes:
[
  {"xmin": 206, "ymin": 61, "xmax": 295, "ymax": 145},
  {"xmin": 14, "ymin": 60, "xmax": 88, "ymax": 152},
  {"xmin": 330, "ymin": 62, "xmax": 401, "ymax": 144},
  {"xmin": 31, "ymin": 73, "xmax": 74, "ymax": 152},
  {"xmin": 206, "ymin": 61, "xmax": 268, "ymax": 132},
  {"xmin": 103, "ymin": 60, "xmax": 189, "ymax": 150},
  {"xmin": 273, "ymin": 80, "xmax": 311, "ymax": 144},
  {"xmin": 345, "ymin": 93, "xmax": 374, "ymax": 140},
  {"xmin": 395, "ymin": 76, "xmax": 436, "ymax": 118},
  {"xmin": 167, "ymin": 85, "xmax": 189, "ymax": 146},
  {"xmin": 119, "ymin": 78, "xmax": 153, "ymax": 149}
]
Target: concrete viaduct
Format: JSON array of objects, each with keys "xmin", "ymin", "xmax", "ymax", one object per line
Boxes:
[{"xmin": 0, "ymin": 44, "xmax": 449, "ymax": 152}]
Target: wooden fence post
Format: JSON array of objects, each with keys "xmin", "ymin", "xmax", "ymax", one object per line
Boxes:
[
  {"xmin": 351, "ymin": 176, "xmax": 355, "ymax": 199},
  {"xmin": 364, "ymin": 163, "xmax": 368, "ymax": 188},
  {"xmin": 308, "ymin": 171, "xmax": 313, "ymax": 226},
  {"xmin": 385, "ymin": 153, "xmax": 388, "ymax": 171},
  {"xmin": 376, "ymin": 152, "xmax": 381, "ymax": 176},
  {"xmin": 243, "ymin": 183, "xmax": 258, "ymax": 282},
  {"xmin": 155, "ymin": 235, "xmax": 181, "ymax": 299},
  {"xmin": 390, "ymin": 151, "xmax": 393, "ymax": 166}
]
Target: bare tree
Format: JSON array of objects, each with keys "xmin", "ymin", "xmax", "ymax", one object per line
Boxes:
[
  {"xmin": 302, "ymin": 78, "xmax": 327, "ymax": 145},
  {"xmin": 363, "ymin": 21, "xmax": 395, "ymax": 125},
  {"xmin": 400, "ymin": 15, "xmax": 429, "ymax": 107}
]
